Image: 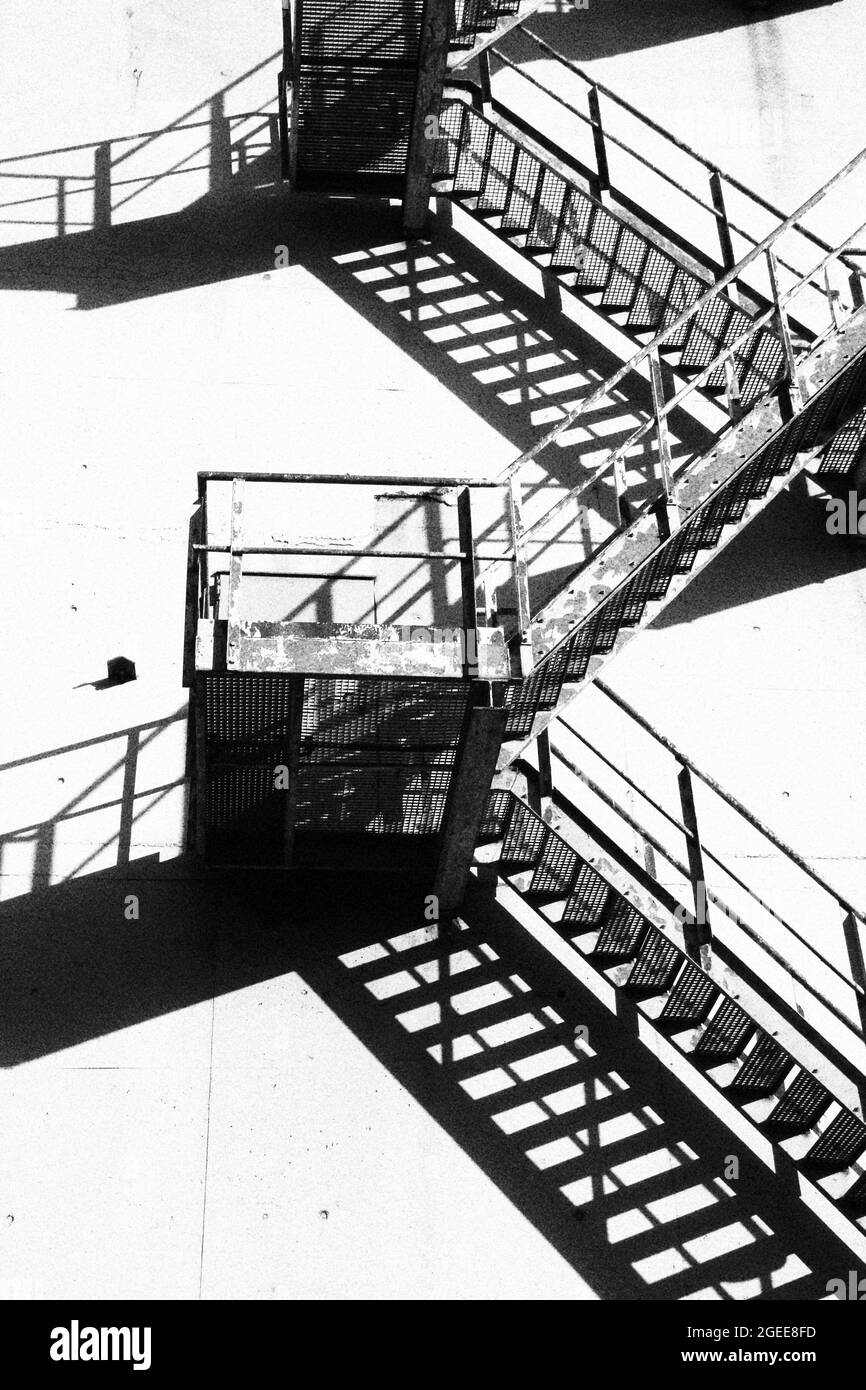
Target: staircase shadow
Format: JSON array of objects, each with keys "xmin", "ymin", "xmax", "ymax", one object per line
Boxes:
[
  {"xmin": 651, "ymin": 470, "xmax": 866, "ymax": 629},
  {"xmin": 0, "ymin": 851, "xmax": 856, "ymax": 1299},
  {"xmin": 520, "ymin": 0, "xmax": 842, "ymax": 64}
]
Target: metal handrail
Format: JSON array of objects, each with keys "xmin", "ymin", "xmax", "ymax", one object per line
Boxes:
[
  {"xmin": 545, "ymin": 737, "xmax": 866, "ymax": 1037},
  {"xmin": 495, "ymin": 141, "xmax": 866, "ymax": 487},
  {"xmin": 485, "ymin": 47, "xmax": 831, "ymax": 297},
  {"xmin": 512, "ymin": 26, "xmax": 866, "ymax": 265},
  {"xmin": 593, "ymin": 679, "xmax": 866, "ymax": 927}
]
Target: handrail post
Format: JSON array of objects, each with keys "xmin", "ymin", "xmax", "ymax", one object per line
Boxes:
[
  {"xmin": 587, "ymin": 85, "xmax": 609, "ymax": 201},
  {"xmin": 457, "ymin": 486, "xmax": 480, "ymax": 679},
  {"xmin": 708, "ymin": 169, "xmax": 740, "ymax": 293},
  {"xmin": 824, "ymin": 262, "xmax": 844, "ymax": 333},
  {"xmin": 478, "ymin": 48, "xmax": 493, "ymax": 108},
  {"xmin": 506, "ymin": 477, "xmax": 534, "ymax": 676},
  {"xmin": 766, "ymin": 246, "xmax": 803, "ymax": 411},
  {"xmin": 613, "ymin": 454, "xmax": 631, "ymax": 528},
  {"xmin": 849, "ymin": 268, "xmax": 866, "ymax": 311},
  {"xmin": 677, "ymin": 763, "xmax": 713, "ymax": 967},
  {"xmin": 648, "ymin": 346, "xmax": 679, "ymax": 537}
]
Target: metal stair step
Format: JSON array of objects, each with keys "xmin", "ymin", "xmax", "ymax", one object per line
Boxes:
[
  {"xmin": 802, "ymin": 1108, "xmax": 866, "ymax": 1173},
  {"xmin": 727, "ymin": 1032, "xmax": 793, "ymax": 1097},
  {"xmin": 763, "ymin": 1070, "xmax": 832, "ymax": 1135},
  {"xmin": 691, "ymin": 996, "xmax": 754, "ymax": 1062},
  {"xmin": 622, "ymin": 925, "xmax": 682, "ymax": 996},
  {"xmin": 591, "ymin": 899, "xmax": 648, "ymax": 962}
]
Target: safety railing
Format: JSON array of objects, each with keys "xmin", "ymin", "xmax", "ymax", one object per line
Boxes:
[
  {"xmin": 188, "ymin": 471, "xmax": 527, "ymax": 681},
  {"xmin": 535, "ymin": 679, "xmax": 866, "ymax": 1080},
  {"xmin": 476, "ymin": 25, "xmax": 866, "ymax": 328},
  {"xmin": 434, "ymin": 93, "xmax": 866, "ymax": 663}
]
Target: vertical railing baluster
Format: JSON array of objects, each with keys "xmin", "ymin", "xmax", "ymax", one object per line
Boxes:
[
  {"xmin": 478, "ymin": 48, "xmax": 492, "ymax": 108},
  {"xmin": 649, "ymin": 346, "xmax": 678, "ymax": 537},
  {"xmin": 677, "ymin": 763, "xmax": 713, "ymax": 967},
  {"xmin": 457, "ymin": 487, "xmax": 479, "ymax": 680},
  {"xmin": 506, "ymin": 476, "xmax": 533, "ymax": 676},
  {"xmin": 587, "ymin": 85, "xmax": 609, "ymax": 201},
  {"xmin": 708, "ymin": 169, "xmax": 736, "ymax": 279},
  {"xmin": 766, "ymin": 246, "xmax": 803, "ymax": 411},
  {"xmin": 824, "ymin": 262, "xmax": 844, "ymax": 332}
]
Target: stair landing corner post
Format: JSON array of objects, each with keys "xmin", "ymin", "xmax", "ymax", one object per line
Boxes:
[{"xmin": 403, "ymin": 0, "xmax": 452, "ymax": 237}]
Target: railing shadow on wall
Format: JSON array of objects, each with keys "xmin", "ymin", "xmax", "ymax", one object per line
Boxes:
[
  {"xmin": 0, "ymin": 52, "xmax": 282, "ymax": 252},
  {"xmin": 0, "ymin": 710, "xmax": 189, "ymax": 898}
]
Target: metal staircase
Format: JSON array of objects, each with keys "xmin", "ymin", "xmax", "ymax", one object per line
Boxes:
[
  {"xmin": 477, "ymin": 787, "xmax": 866, "ymax": 1248},
  {"xmin": 425, "ymin": 91, "xmax": 866, "ymax": 770},
  {"xmin": 278, "ymin": 0, "xmax": 532, "ymax": 192}
]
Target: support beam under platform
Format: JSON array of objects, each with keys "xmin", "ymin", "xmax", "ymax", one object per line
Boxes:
[
  {"xmin": 433, "ymin": 701, "xmax": 508, "ymax": 914},
  {"xmin": 403, "ymin": 0, "xmax": 452, "ymax": 236}
]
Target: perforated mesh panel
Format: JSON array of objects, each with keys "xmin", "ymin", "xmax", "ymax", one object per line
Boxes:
[
  {"xmin": 296, "ymin": 678, "xmax": 470, "ymax": 836},
  {"xmin": 295, "ymin": 0, "xmax": 424, "ymax": 179}
]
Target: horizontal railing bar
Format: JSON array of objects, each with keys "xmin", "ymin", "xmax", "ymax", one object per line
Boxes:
[
  {"xmin": 516, "ymin": 26, "xmax": 860, "ymax": 267},
  {"xmin": 193, "ymin": 544, "xmax": 512, "ymax": 560},
  {"xmin": 495, "ymin": 141, "xmax": 866, "ymax": 484},
  {"xmin": 546, "ymin": 744, "xmax": 866, "ymax": 1021},
  {"xmin": 489, "ymin": 47, "xmax": 727, "ymax": 225},
  {"xmin": 556, "ymin": 718, "xmax": 866, "ymax": 998},
  {"xmin": 594, "ymin": 680, "xmax": 866, "ymax": 926},
  {"xmin": 197, "ymin": 470, "xmax": 503, "ymax": 486},
  {"xmin": 518, "ymin": 214, "xmax": 866, "ymax": 542}
]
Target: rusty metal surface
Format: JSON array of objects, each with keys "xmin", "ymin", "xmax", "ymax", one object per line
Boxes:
[
  {"xmin": 529, "ymin": 306, "xmax": 866, "ymax": 663},
  {"xmin": 224, "ymin": 621, "xmax": 511, "ymax": 681}
]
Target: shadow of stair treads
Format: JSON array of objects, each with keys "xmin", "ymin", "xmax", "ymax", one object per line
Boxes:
[
  {"xmin": 591, "ymin": 899, "xmax": 647, "ymax": 961},
  {"xmin": 802, "ymin": 1109, "xmax": 866, "ymax": 1174},
  {"xmin": 453, "ymin": 108, "xmax": 493, "ymax": 195},
  {"xmin": 727, "ymin": 1032, "xmax": 793, "ymax": 1098},
  {"xmin": 622, "ymin": 925, "xmax": 682, "ymax": 997},
  {"xmin": 839, "ymin": 1170, "xmax": 866, "ymax": 1210},
  {"xmin": 550, "ymin": 189, "xmax": 595, "ymax": 274},
  {"xmin": 501, "ymin": 149, "xmax": 542, "ymax": 234},
  {"xmin": 691, "ymin": 996, "xmax": 753, "ymax": 1062},
  {"xmin": 763, "ymin": 1070, "xmax": 832, "ymax": 1136},
  {"xmin": 628, "ymin": 248, "xmax": 678, "ymax": 331},
  {"xmin": 480, "ymin": 788, "xmax": 515, "ymax": 842},
  {"xmin": 659, "ymin": 268, "xmax": 705, "ymax": 348},
  {"xmin": 500, "ymin": 798, "xmax": 547, "ymax": 868},
  {"xmin": 562, "ymin": 863, "xmax": 612, "ymax": 930},
  {"xmin": 525, "ymin": 167, "xmax": 568, "ymax": 252},
  {"xmin": 679, "ymin": 297, "xmax": 735, "ymax": 372},
  {"xmin": 527, "ymin": 833, "xmax": 580, "ymax": 899},
  {"xmin": 477, "ymin": 129, "xmax": 517, "ymax": 213},
  {"xmin": 602, "ymin": 230, "xmax": 650, "ymax": 312}
]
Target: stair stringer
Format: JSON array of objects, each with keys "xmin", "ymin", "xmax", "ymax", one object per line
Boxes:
[
  {"xmin": 474, "ymin": 793, "xmax": 866, "ymax": 1260},
  {"xmin": 496, "ymin": 307, "xmax": 866, "ymax": 770}
]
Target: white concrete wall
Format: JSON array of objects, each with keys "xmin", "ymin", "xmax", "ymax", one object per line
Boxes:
[{"xmin": 1, "ymin": 0, "xmax": 865, "ymax": 1299}]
